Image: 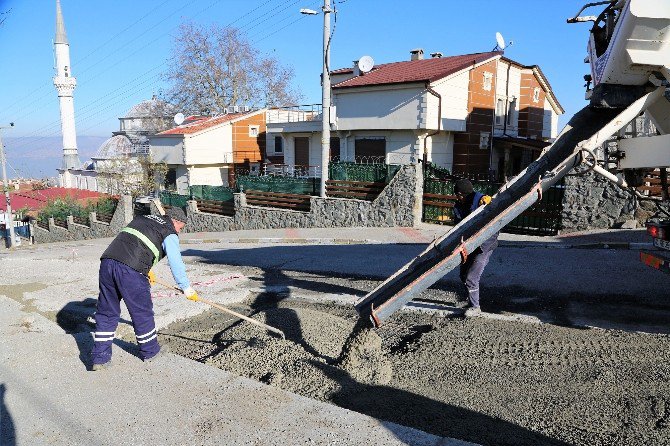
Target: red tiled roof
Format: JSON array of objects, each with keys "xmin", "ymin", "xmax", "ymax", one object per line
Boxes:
[
  {"xmin": 0, "ymin": 188, "xmax": 105, "ymax": 212},
  {"xmin": 158, "ymin": 111, "xmax": 255, "ymax": 135},
  {"xmin": 332, "ymin": 52, "xmax": 502, "ymax": 89}
]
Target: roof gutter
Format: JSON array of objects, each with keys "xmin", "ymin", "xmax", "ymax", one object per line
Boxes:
[{"xmin": 423, "ymin": 83, "xmax": 442, "ymax": 169}]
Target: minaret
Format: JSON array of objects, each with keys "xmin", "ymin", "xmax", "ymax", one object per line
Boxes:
[{"xmin": 53, "ymin": 0, "xmax": 81, "ymax": 170}]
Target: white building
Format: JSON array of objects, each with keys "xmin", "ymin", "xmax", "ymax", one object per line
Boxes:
[
  {"xmin": 150, "ymin": 108, "xmax": 268, "ymax": 195},
  {"xmin": 61, "ymin": 97, "xmax": 177, "ymax": 193},
  {"xmin": 267, "ymin": 49, "xmax": 563, "ymax": 180}
]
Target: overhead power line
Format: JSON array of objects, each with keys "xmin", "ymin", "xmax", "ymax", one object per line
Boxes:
[{"xmin": 5, "ymin": 0, "xmax": 321, "ymax": 149}]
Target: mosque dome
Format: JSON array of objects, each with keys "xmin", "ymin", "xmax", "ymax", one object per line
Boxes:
[
  {"xmin": 93, "ymin": 135, "xmax": 133, "ymax": 160},
  {"xmin": 125, "ymin": 96, "xmax": 176, "ymax": 119}
]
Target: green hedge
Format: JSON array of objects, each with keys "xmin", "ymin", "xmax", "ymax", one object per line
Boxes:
[{"xmin": 37, "ymin": 196, "xmax": 118, "ymax": 224}]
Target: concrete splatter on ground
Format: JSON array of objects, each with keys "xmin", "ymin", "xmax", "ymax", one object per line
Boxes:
[{"xmin": 161, "ymin": 294, "xmax": 670, "ymax": 446}]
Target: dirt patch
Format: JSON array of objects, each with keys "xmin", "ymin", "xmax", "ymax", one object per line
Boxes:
[
  {"xmin": 161, "ymin": 295, "xmax": 670, "ymax": 446},
  {"xmin": 0, "ymin": 282, "xmax": 48, "ymax": 312}
]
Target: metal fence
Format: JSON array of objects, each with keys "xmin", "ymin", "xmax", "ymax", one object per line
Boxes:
[
  {"xmin": 160, "ymin": 191, "xmax": 189, "ymax": 208},
  {"xmin": 328, "ymin": 161, "xmax": 400, "ymax": 183},
  {"xmin": 237, "ymin": 176, "xmax": 320, "ymax": 195},
  {"xmin": 422, "ymin": 164, "xmax": 565, "ymax": 236},
  {"xmin": 158, "ymin": 163, "xmax": 400, "ymax": 210},
  {"xmin": 189, "ymin": 185, "xmax": 235, "ymax": 202}
]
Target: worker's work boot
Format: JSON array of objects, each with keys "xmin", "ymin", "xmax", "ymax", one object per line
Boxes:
[
  {"xmin": 464, "ymin": 306, "xmax": 482, "ymax": 317},
  {"xmin": 91, "ymin": 361, "xmax": 111, "ymax": 371}
]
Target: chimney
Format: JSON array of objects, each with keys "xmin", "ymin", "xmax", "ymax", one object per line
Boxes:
[
  {"xmin": 353, "ymin": 60, "xmax": 361, "ymax": 77},
  {"xmin": 410, "ymin": 48, "xmax": 424, "ymax": 61},
  {"xmin": 430, "ymin": 52, "xmax": 443, "ymax": 59}
]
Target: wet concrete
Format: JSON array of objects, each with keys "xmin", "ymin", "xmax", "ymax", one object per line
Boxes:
[{"xmin": 161, "ymin": 278, "xmax": 670, "ymax": 446}]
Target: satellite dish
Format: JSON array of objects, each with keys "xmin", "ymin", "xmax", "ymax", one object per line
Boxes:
[
  {"xmin": 358, "ymin": 55, "xmax": 374, "ymax": 73},
  {"xmin": 495, "ymin": 32, "xmax": 506, "ymax": 50},
  {"xmin": 174, "ymin": 112, "xmax": 185, "ymax": 125}
]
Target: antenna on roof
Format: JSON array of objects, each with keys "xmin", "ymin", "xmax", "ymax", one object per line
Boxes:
[
  {"xmin": 173, "ymin": 113, "xmax": 185, "ymax": 126},
  {"xmin": 493, "ymin": 32, "xmax": 506, "ymax": 51},
  {"xmin": 358, "ymin": 55, "xmax": 374, "ymax": 73}
]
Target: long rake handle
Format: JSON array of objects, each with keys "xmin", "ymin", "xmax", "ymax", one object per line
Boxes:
[{"xmin": 154, "ymin": 278, "xmax": 286, "ymax": 339}]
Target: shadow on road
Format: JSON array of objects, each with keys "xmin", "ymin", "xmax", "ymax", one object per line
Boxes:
[
  {"xmin": 0, "ymin": 384, "xmax": 16, "ymax": 446},
  {"xmin": 185, "ymin": 243, "xmax": 670, "ymax": 335},
  {"xmin": 56, "ymin": 298, "xmax": 141, "ymax": 369},
  {"xmin": 309, "ymin": 360, "xmax": 572, "ymax": 446}
]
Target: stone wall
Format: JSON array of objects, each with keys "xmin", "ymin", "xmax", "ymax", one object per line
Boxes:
[
  {"xmin": 32, "ymin": 195, "xmax": 133, "ymax": 243},
  {"xmin": 560, "ymin": 171, "xmax": 639, "ymax": 232},
  {"xmin": 33, "ymin": 166, "xmax": 422, "ymax": 242},
  {"xmin": 181, "ymin": 164, "xmax": 422, "ymax": 232}
]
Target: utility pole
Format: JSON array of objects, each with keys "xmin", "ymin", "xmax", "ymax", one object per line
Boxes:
[
  {"xmin": 300, "ymin": 1, "xmax": 332, "ymax": 197},
  {"xmin": 320, "ymin": 0, "xmax": 331, "ymax": 198},
  {"xmin": 0, "ymin": 123, "xmax": 16, "ymax": 249}
]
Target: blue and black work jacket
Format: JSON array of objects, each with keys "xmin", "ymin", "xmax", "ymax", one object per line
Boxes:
[
  {"xmin": 453, "ymin": 191, "xmax": 499, "ymax": 253},
  {"xmin": 101, "ymin": 215, "xmax": 176, "ymax": 275}
]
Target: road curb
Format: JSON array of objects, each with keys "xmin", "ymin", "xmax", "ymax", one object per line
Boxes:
[
  {"xmin": 181, "ymin": 237, "xmax": 654, "ymax": 250},
  {"xmin": 181, "ymin": 237, "xmax": 376, "ymax": 245}
]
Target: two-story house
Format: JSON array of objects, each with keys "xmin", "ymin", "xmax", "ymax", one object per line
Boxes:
[
  {"xmin": 266, "ymin": 50, "xmax": 563, "ymax": 181},
  {"xmin": 150, "ymin": 108, "xmax": 267, "ymax": 194}
]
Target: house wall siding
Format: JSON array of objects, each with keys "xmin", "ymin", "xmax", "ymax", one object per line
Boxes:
[
  {"xmin": 184, "ymin": 126, "xmax": 233, "ymax": 165},
  {"xmin": 189, "ymin": 165, "xmax": 229, "ymax": 187},
  {"xmin": 334, "ymin": 85, "xmax": 425, "ymax": 130},
  {"xmin": 543, "ymin": 98, "xmax": 559, "ymax": 139},
  {"xmin": 494, "ymin": 61, "xmax": 522, "ymax": 137},
  {"xmin": 452, "ymin": 59, "xmax": 497, "ymax": 176},
  {"xmin": 232, "ymin": 113, "xmax": 266, "ymax": 165},
  {"xmin": 150, "ymin": 137, "xmax": 184, "ymax": 165},
  {"xmin": 426, "ymin": 70, "xmax": 469, "ymax": 132},
  {"xmin": 518, "ymin": 72, "xmax": 546, "ymax": 140}
]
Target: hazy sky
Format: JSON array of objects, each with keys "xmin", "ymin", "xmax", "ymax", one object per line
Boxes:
[{"xmin": 0, "ymin": 0, "xmax": 596, "ymax": 140}]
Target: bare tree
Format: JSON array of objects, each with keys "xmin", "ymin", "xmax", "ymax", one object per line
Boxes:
[{"xmin": 164, "ymin": 22, "xmax": 302, "ymax": 114}]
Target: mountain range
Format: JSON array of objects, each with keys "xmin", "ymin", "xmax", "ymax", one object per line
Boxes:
[{"xmin": 3, "ymin": 136, "xmax": 108, "ymax": 179}]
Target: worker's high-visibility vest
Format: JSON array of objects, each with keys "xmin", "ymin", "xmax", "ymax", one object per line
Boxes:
[{"xmin": 101, "ymin": 214, "xmax": 176, "ymax": 275}]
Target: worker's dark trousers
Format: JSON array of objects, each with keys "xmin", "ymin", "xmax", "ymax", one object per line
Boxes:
[
  {"xmin": 459, "ymin": 247, "xmax": 494, "ymax": 308},
  {"xmin": 91, "ymin": 259, "xmax": 160, "ymax": 364}
]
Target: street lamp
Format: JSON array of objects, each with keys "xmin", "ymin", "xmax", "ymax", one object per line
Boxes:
[
  {"xmin": 0, "ymin": 122, "xmax": 16, "ymax": 249},
  {"xmin": 301, "ymin": 1, "xmax": 331, "ymax": 197}
]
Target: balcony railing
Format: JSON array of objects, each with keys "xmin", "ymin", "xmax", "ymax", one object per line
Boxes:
[
  {"xmin": 263, "ymin": 164, "xmax": 322, "ymax": 178},
  {"xmin": 266, "ymin": 104, "xmax": 323, "ymax": 124}
]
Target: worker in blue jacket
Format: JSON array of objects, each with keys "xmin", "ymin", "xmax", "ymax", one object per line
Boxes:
[
  {"xmin": 90, "ymin": 207, "xmax": 198, "ymax": 371},
  {"xmin": 453, "ymin": 179, "xmax": 498, "ymax": 317}
]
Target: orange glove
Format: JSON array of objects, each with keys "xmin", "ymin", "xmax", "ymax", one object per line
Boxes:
[
  {"xmin": 479, "ymin": 195, "xmax": 492, "ymax": 206},
  {"xmin": 147, "ymin": 270, "xmax": 156, "ymax": 286}
]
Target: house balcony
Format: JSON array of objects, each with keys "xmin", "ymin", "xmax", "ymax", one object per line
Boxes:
[{"xmin": 266, "ymin": 104, "xmax": 324, "ymax": 134}]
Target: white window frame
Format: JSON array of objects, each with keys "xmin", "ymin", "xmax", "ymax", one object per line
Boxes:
[
  {"xmin": 507, "ymin": 97, "xmax": 517, "ymax": 127},
  {"xmin": 495, "ymin": 98, "xmax": 505, "ymax": 126},
  {"xmin": 479, "ymin": 132, "xmax": 490, "ymax": 150},
  {"xmin": 533, "ymin": 87, "xmax": 541, "ymax": 103},
  {"xmin": 482, "ymin": 72, "xmax": 493, "ymax": 92},
  {"xmin": 248, "ymin": 125, "xmax": 260, "ymax": 137},
  {"xmin": 273, "ymin": 135, "xmax": 284, "ymax": 154}
]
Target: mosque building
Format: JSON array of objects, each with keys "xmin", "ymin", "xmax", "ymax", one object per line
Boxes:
[{"xmin": 53, "ymin": 1, "xmax": 175, "ymax": 193}]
